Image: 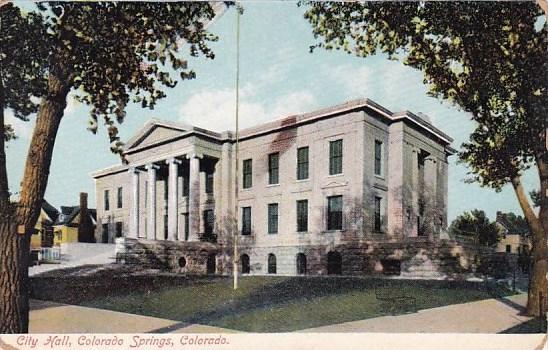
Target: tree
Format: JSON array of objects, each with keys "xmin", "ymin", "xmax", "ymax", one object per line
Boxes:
[
  {"xmin": 0, "ymin": 1, "xmax": 218, "ymax": 332},
  {"xmin": 303, "ymin": 1, "xmax": 547, "ymax": 316},
  {"xmin": 449, "ymin": 210, "xmax": 501, "ymax": 247}
]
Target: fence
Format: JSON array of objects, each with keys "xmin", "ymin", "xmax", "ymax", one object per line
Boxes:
[{"xmin": 40, "ymin": 247, "xmax": 61, "ymax": 263}]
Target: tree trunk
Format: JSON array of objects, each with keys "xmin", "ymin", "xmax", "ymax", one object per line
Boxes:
[
  {"xmin": 511, "ymin": 175, "xmax": 547, "ymax": 317},
  {"xmin": 0, "ymin": 209, "xmax": 30, "ymax": 333},
  {"xmin": 0, "ymin": 67, "xmax": 69, "ymax": 333},
  {"xmin": 0, "ymin": 76, "xmax": 10, "ymax": 211},
  {"xmin": 529, "ymin": 154, "xmax": 548, "ymax": 317}
]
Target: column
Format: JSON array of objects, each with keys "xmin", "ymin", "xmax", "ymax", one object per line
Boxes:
[
  {"xmin": 425, "ymin": 157, "xmax": 438, "ymax": 239},
  {"xmin": 146, "ymin": 163, "xmax": 159, "ymax": 240},
  {"xmin": 187, "ymin": 153, "xmax": 202, "ymax": 241},
  {"xmin": 166, "ymin": 158, "xmax": 181, "ymax": 241},
  {"xmin": 129, "ymin": 167, "xmax": 139, "ymax": 238},
  {"xmin": 411, "ymin": 147, "xmax": 419, "ymax": 237}
]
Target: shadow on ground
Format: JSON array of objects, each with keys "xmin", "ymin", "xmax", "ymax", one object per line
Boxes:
[
  {"xmin": 30, "ymin": 265, "xmax": 520, "ymax": 332},
  {"xmin": 500, "ymin": 317, "xmax": 546, "ymax": 334}
]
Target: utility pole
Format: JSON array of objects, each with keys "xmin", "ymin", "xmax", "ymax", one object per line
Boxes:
[{"xmin": 233, "ymin": 2, "xmax": 241, "ymax": 290}]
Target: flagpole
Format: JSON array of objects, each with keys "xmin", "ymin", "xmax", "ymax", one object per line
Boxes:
[{"xmin": 233, "ymin": 2, "xmax": 241, "ymax": 291}]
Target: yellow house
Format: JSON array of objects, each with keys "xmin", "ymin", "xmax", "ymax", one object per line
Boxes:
[
  {"xmin": 495, "ymin": 211, "xmax": 531, "ymax": 255},
  {"xmin": 53, "ymin": 203, "xmax": 97, "ymax": 245},
  {"xmin": 30, "ymin": 200, "xmax": 59, "ymax": 251}
]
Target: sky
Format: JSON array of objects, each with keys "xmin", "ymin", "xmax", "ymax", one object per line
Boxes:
[{"xmin": 6, "ymin": 1, "xmax": 539, "ymax": 222}]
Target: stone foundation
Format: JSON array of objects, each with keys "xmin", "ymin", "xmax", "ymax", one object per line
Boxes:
[
  {"xmin": 117, "ymin": 237, "xmax": 492, "ymax": 278},
  {"xmin": 116, "ymin": 237, "xmax": 226, "ymax": 275}
]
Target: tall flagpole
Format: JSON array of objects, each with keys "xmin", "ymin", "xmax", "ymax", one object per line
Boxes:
[{"xmin": 233, "ymin": 2, "xmax": 241, "ymax": 290}]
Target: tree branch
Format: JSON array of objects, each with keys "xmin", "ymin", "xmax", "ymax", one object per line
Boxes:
[
  {"xmin": 511, "ymin": 175, "xmax": 541, "ymax": 232},
  {"xmin": 0, "ymin": 74, "xmax": 10, "ymax": 210}
]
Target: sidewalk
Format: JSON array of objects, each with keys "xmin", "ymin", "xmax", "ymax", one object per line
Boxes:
[
  {"xmin": 30, "ymin": 294, "xmax": 535, "ymax": 334},
  {"xmin": 29, "ymin": 300, "xmax": 240, "ymax": 334},
  {"xmin": 299, "ymin": 293, "xmax": 534, "ymax": 333}
]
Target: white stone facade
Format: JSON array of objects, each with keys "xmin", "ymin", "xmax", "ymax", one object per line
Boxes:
[{"xmin": 92, "ymin": 98, "xmax": 457, "ymax": 276}]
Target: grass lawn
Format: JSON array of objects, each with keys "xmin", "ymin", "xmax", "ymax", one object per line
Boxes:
[{"xmin": 31, "ymin": 268, "xmax": 515, "ymax": 332}]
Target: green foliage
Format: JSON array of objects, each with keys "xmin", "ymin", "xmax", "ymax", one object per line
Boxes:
[
  {"xmin": 303, "ymin": 1, "xmax": 547, "ymax": 190},
  {"xmin": 530, "ymin": 190, "xmax": 541, "ymax": 207},
  {"xmin": 449, "ymin": 209, "xmax": 501, "ymax": 246},
  {"xmin": 0, "ymin": 4, "xmax": 49, "ymax": 120},
  {"xmin": 2, "ymin": 1, "xmax": 218, "ymax": 154}
]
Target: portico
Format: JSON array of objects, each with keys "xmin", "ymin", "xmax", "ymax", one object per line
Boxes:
[{"xmin": 126, "ymin": 152, "xmax": 219, "ymax": 243}]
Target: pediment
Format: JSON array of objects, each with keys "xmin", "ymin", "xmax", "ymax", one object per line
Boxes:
[
  {"xmin": 124, "ymin": 120, "xmax": 188, "ymax": 151},
  {"xmin": 321, "ymin": 180, "xmax": 349, "ymax": 189}
]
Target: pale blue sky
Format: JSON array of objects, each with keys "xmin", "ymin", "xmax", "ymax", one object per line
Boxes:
[{"xmin": 6, "ymin": 1, "xmax": 539, "ymax": 222}]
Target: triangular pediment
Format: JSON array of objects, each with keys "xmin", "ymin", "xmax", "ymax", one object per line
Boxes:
[{"xmin": 124, "ymin": 119, "xmax": 189, "ymax": 151}]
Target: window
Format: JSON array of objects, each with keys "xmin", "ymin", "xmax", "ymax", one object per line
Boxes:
[
  {"xmin": 296, "ymin": 200, "xmax": 308, "ymax": 232},
  {"xmin": 101, "ymin": 223, "xmax": 109, "ymax": 243},
  {"xmin": 205, "ymin": 172, "xmax": 214, "ymax": 194},
  {"xmin": 182, "ymin": 176, "xmax": 189, "ymax": 197},
  {"xmin": 203, "ymin": 210, "xmax": 214, "ymax": 235},
  {"xmin": 117, "ymin": 187, "xmax": 123, "ymax": 208},
  {"xmin": 268, "ymin": 203, "xmax": 278, "ymax": 234},
  {"xmin": 241, "ymin": 254, "xmax": 250, "ymax": 274},
  {"xmin": 297, "ymin": 147, "xmax": 309, "ymax": 180},
  {"xmin": 163, "ymin": 215, "xmax": 168, "ymax": 239},
  {"xmin": 207, "ymin": 254, "xmax": 216, "ymax": 274},
  {"xmin": 329, "ymin": 139, "xmax": 343, "ymax": 175},
  {"xmin": 268, "ymin": 153, "xmax": 279, "ymax": 185},
  {"xmin": 242, "ymin": 207, "xmax": 252, "ymax": 235},
  {"xmin": 327, "ymin": 251, "xmax": 342, "ymax": 275},
  {"xmin": 115, "ymin": 222, "xmax": 123, "ymax": 238},
  {"xmin": 374, "ymin": 140, "xmax": 383, "ymax": 176},
  {"xmin": 327, "ymin": 195, "xmax": 343, "ymax": 230},
  {"xmin": 243, "ymin": 159, "xmax": 252, "ymax": 189},
  {"xmin": 268, "ymin": 253, "xmax": 277, "ymax": 274},
  {"xmin": 296, "ymin": 253, "xmax": 307, "ymax": 275},
  {"xmin": 506, "ymin": 245, "xmax": 512, "ymax": 253},
  {"xmin": 104, "ymin": 190, "xmax": 110, "ymax": 211},
  {"xmin": 183, "ymin": 213, "xmax": 189, "ymax": 241},
  {"xmin": 374, "ymin": 196, "xmax": 382, "ymax": 232}
]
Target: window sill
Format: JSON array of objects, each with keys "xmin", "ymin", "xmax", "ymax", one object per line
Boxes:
[
  {"xmin": 322, "ymin": 229, "xmax": 345, "ymax": 234},
  {"xmin": 374, "ymin": 174, "xmax": 385, "ymax": 180},
  {"xmin": 296, "ymin": 178, "xmax": 310, "ymax": 183},
  {"xmin": 266, "ymin": 183, "xmax": 280, "ymax": 188},
  {"xmin": 327, "ymin": 173, "xmax": 343, "ymax": 178},
  {"xmin": 296, "ymin": 230, "xmax": 309, "ymax": 234}
]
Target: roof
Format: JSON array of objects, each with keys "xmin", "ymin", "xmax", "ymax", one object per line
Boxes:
[
  {"xmin": 41, "ymin": 199, "xmax": 59, "ymax": 223},
  {"xmin": 93, "ymin": 97, "xmax": 455, "ymax": 178},
  {"xmin": 54, "ymin": 206, "xmax": 97, "ymax": 226},
  {"xmin": 496, "ymin": 212, "xmax": 529, "ymax": 236},
  {"xmin": 237, "ymin": 98, "xmax": 454, "ymax": 146}
]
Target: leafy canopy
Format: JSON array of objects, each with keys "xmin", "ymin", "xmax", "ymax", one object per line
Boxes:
[
  {"xmin": 2, "ymin": 1, "xmax": 219, "ymax": 153},
  {"xmin": 449, "ymin": 209, "xmax": 501, "ymax": 246},
  {"xmin": 0, "ymin": 4, "xmax": 49, "ymax": 121},
  {"xmin": 304, "ymin": 1, "xmax": 547, "ymax": 190}
]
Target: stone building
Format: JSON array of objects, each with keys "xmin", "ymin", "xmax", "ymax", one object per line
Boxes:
[{"xmin": 93, "ymin": 98, "xmax": 472, "ymax": 277}]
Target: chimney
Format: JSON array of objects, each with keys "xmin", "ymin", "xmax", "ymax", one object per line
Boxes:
[
  {"xmin": 78, "ymin": 192, "xmax": 93, "ymax": 242},
  {"xmin": 80, "ymin": 192, "xmax": 88, "ymax": 212}
]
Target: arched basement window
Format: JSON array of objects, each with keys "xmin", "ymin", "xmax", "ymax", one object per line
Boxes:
[
  {"xmin": 296, "ymin": 253, "xmax": 307, "ymax": 275},
  {"xmin": 268, "ymin": 253, "xmax": 277, "ymax": 274},
  {"xmin": 241, "ymin": 254, "xmax": 250, "ymax": 274}
]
